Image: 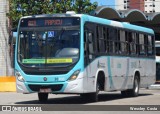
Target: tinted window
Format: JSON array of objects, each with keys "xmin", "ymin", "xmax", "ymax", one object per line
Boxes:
[
  {"xmin": 108, "ymin": 28, "xmax": 117, "ymax": 53},
  {"xmin": 148, "ymin": 35, "xmax": 153, "ymax": 55},
  {"xmin": 130, "ymin": 33, "xmax": 137, "ymax": 55},
  {"xmin": 97, "ymin": 26, "xmax": 105, "ymax": 53},
  {"xmin": 139, "ymin": 34, "xmax": 145, "ymax": 55},
  {"xmin": 119, "ymin": 30, "xmax": 127, "ymax": 54}
]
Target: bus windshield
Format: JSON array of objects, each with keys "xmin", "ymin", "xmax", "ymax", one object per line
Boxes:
[{"xmin": 18, "ymin": 17, "xmax": 80, "ymax": 68}]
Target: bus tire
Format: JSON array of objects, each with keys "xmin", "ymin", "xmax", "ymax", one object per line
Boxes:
[
  {"xmin": 129, "ymin": 75, "xmax": 140, "ymax": 97},
  {"xmin": 38, "ymin": 93, "xmax": 48, "ymax": 102},
  {"xmin": 80, "ymin": 82, "xmax": 100, "ymax": 102},
  {"xmin": 121, "ymin": 75, "xmax": 140, "ymax": 97},
  {"xmin": 121, "ymin": 90, "xmax": 128, "ymax": 97},
  {"xmin": 90, "ymin": 81, "xmax": 100, "ymax": 102}
]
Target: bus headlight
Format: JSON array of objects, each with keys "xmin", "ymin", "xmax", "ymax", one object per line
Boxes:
[
  {"xmin": 68, "ymin": 70, "xmax": 80, "ymax": 81},
  {"xmin": 15, "ymin": 71, "xmax": 25, "ymax": 82}
]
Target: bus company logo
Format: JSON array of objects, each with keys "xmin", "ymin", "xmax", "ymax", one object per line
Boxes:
[
  {"xmin": 43, "ymin": 77, "xmax": 47, "ymax": 81},
  {"xmin": 2, "ymin": 106, "xmax": 12, "ymax": 111}
]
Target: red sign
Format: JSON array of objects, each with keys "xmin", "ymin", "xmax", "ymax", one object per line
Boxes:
[{"xmin": 45, "ymin": 19, "xmax": 63, "ymax": 26}]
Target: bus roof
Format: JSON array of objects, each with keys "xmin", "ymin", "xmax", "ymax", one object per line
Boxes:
[
  {"xmin": 82, "ymin": 14, "xmax": 154, "ymax": 35},
  {"xmin": 20, "ymin": 13, "xmax": 82, "ymax": 19}
]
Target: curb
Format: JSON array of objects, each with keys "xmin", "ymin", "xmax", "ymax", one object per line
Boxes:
[
  {"xmin": 149, "ymin": 84, "xmax": 160, "ymax": 90},
  {"xmin": 0, "ymin": 76, "xmax": 16, "ymax": 92}
]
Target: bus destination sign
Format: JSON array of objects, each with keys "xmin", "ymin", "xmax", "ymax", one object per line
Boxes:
[
  {"xmin": 28, "ymin": 19, "xmax": 63, "ymax": 26},
  {"xmin": 20, "ymin": 17, "xmax": 80, "ymax": 27},
  {"xmin": 45, "ymin": 19, "xmax": 63, "ymax": 26}
]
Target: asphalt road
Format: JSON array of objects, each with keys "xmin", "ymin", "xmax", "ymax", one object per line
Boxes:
[
  {"xmin": 0, "ymin": 88, "xmax": 160, "ymax": 114},
  {"xmin": 0, "ymin": 88, "xmax": 160, "ymax": 105}
]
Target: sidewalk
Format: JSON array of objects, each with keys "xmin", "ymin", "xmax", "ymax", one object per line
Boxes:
[{"xmin": 149, "ymin": 83, "xmax": 160, "ymax": 90}]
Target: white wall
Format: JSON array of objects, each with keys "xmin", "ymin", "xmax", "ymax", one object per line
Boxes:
[
  {"xmin": 145, "ymin": 0, "xmax": 160, "ymax": 13},
  {"xmin": 154, "ymin": 0, "xmax": 160, "ymax": 12},
  {"xmin": 115, "ymin": 0, "xmax": 129, "ymax": 10}
]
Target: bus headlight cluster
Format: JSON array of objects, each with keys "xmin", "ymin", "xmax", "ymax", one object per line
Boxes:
[
  {"xmin": 15, "ymin": 71, "xmax": 25, "ymax": 82},
  {"xmin": 68, "ymin": 70, "xmax": 80, "ymax": 81}
]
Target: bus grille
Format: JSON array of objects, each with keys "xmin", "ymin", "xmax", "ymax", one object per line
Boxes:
[{"xmin": 28, "ymin": 84, "xmax": 63, "ymax": 92}]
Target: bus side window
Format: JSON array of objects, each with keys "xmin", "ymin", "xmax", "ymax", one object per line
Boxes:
[
  {"xmin": 103, "ymin": 27, "xmax": 107, "ymax": 53},
  {"xmin": 108, "ymin": 27, "xmax": 117, "ymax": 54},
  {"xmin": 119, "ymin": 30, "xmax": 126, "ymax": 54},
  {"xmin": 88, "ymin": 32, "xmax": 94, "ymax": 54},
  {"xmin": 104, "ymin": 27, "xmax": 109, "ymax": 53},
  {"xmin": 125, "ymin": 31, "xmax": 130, "ymax": 55},
  {"xmin": 84, "ymin": 29, "xmax": 94, "ymax": 58},
  {"xmin": 114, "ymin": 29, "xmax": 119, "ymax": 54},
  {"xmin": 130, "ymin": 32, "xmax": 137, "ymax": 55},
  {"xmin": 97, "ymin": 26, "xmax": 105, "ymax": 53},
  {"xmin": 144, "ymin": 34, "xmax": 148, "ymax": 56},
  {"xmin": 139, "ymin": 33, "xmax": 145, "ymax": 55},
  {"xmin": 84, "ymin": 30, "xmax": 87, "ymax": 52},
  {"xmin": 148, "ymin": 35, "xmax": 153, "ymax": 55},
  {"xmin": 84, "ymin": 22, "xmax": 95, "ymax": 55},
  {"xmin": 152, "ymin": 36, "xmax": 155, "ymax": 55}
]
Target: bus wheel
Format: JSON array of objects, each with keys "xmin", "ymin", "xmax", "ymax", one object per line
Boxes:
[
  {"xmin": 129, "ymin": 75, "xmax": 140, "ymax": 97},
  {"xmin": 38, "ymin": 93, "xmax": 48, "ymax": 102},
  {"xmin": 121, "ymin": 75, "xmax": 140, "ymax": 97},
  {"xmin": 121, "ymin": 90, "xmax": 128, "ymax": 97},
  {"xmin": 90, "ymin": 81, "xmax": 100, "ymax": 102},
  {"xmin": 80, "ymin": 82, "xmax": 100, "ymax": 102}
]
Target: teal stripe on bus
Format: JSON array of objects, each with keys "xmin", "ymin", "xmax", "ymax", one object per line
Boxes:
[{"xmin": 107, "ymin": 56, "xmax": 113, "ymax": 88}]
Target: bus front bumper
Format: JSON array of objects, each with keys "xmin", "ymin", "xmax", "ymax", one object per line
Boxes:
[{"xmin": 16, "ymin": 78, "xmax": 84, "ymax": 94}]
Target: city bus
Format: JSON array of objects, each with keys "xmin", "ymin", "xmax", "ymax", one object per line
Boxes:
[
  {"xmin": 155, "ymin": 41, "xmax": 160, "ymax": 83},
  {"xmin": 15, "ymin": 11, "xmax": 156, "ymax": 102}
]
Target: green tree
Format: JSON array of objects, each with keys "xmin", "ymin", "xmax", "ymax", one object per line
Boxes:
[{"xmin": 7, "ymin": 0, "xmax": 97, "ymax": 28}]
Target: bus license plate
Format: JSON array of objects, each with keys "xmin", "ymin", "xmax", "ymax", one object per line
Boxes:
[{"xmin": 40, "ymin": 88, "xmax": 51, "ymax": 93}]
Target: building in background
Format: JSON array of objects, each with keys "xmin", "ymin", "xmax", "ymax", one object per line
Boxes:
[
  {"xmin": 115, "ymin": 0, "xmax": 129, "ymax": 10},
  {"xmin": 115, "ymin": 0, "xmax": 144, "ymax": 11},
  {"xmin": 0, "ymin": 0, "xmax": 13, "ymax": 76},
  {"xmin": 129, "ymin": 0, "xmax": 144, "ymax": 11},
  {"xmin": 114, "ymin": 0, "xmax": 160, "ymax": 13},
  {"xmin": 92, "ymin": 0, "xmax": 160, "ymax": 13},
  {"xmin": 144, "ymin": 0, "xmax": 160, "ymax": 13}
]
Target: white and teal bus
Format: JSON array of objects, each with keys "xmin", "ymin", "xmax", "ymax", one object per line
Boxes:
[{"xmin": 15, "ymin": 12, "xmax": 156, "ymax": 102}]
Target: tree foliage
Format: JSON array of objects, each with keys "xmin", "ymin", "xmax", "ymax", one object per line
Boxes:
[{"xmin": 7, "ymin": 0, "xmax": 98, "ymax": 28}]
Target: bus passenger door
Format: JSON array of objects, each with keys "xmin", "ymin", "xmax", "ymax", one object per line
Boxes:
[{"xmin": 84, "ymin": 29, "xmax": 96, "ymax": 92}]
